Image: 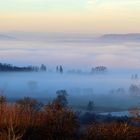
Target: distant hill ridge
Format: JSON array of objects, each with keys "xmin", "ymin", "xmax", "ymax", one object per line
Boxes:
[
  {"xmin": 0, "ymin": 34, "xmax": 16, "ymax": 40},
  {"xmin": 100, "ymin": 33, "xmax": 140, "ymax": 39},
  {"xmin": 0, "ymin": 32, "xmax": 140, "ymax": 42},
  {"xmin": 97, "ymin": 33, "xmax": 140, "ymax": 42}
]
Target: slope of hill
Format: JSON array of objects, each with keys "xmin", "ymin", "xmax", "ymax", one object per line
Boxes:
[
  {"xmin": 97, "ymin": 33, "xmax": 140, "ymax": 43},
  {"xmin": 0, "ymin": 34, "xmax": 16, "ymax": 40}
]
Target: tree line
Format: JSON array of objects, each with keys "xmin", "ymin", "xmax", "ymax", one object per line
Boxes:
[
  {"xmin": 0, "ymin": 62, "xmax": 108, "ymax": 74},
  {"xmin": 0, "ymin": 63, "xmax": 47, "ymax": 72}
]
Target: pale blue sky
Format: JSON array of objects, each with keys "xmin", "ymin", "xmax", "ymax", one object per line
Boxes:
[
  {"xmin": 0, "ymin": 0, "xmax": 139, "ymax": 12},
  {"xmin": 0, "ymin": 0, "xmax": 86, "ymax": 12}
]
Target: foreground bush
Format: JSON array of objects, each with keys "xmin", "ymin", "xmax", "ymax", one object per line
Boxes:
[
  {"xmin": 83, "ymin": 122, "xmax": 140, "ymax": 140},
  {"xmin": 0, "ymin": 96, "xmax": 140, "ymax": 140},
  {"xmin": 36, "ymin": 101, "xmax": 79, "ymax": 140},
  {"xmin": 0, "ymin": 98, "xmax": 79, "ymax": 140},
  {"xmin": 0, "ymin": 104, "xmax": 29, "ymax": 140}
]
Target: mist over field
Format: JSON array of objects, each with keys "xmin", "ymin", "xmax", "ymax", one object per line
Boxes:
[
  {"xmin": 1, "ymin": 32, "xmax": 140, "ymax": 68},
  {"xmin": 1, "ymin": 1, "xmax": 140, "ymax": 139},
  {"xmin": 0, "ymin": 33, "xmax": 140, "ymax": 110}
]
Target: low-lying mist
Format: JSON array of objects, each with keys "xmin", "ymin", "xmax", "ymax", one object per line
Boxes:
[
  {"xmin": 0, "ymin": 33, "xmax": 140, "ymax": 111},
  {"xmin": 0, "ymin": 70, "xmax": 140, "ymax": 110}
]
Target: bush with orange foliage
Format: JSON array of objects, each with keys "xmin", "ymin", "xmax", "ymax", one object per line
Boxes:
[
  {"xmin": 82, "ymin": 122, "xmax": 140, "ymax": 140},
  {"xmin": 0, "ymin": 102, "xmax": 42, "ymax": 140},
  {"xmin": 0, "ymin": 97, "xmax": 79, "ymax": 140},
  {"xmin": 37, "ymin": 101, "xmax": 79, "ymax": 140},
  {"xmin": 1, "ymin": 95, "xmax": 140, "ymax": 140}
]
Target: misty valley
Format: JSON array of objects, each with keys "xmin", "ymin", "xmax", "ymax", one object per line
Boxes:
[
  {"xmin": 1, "ymin": 33, "xmax": 140, "ymax": 140},
  {"xmin": 0, "ymin": 63, "xmax": 140, "ymax": 116},
  {"xmin": 1, "ymin": 0, "xmax": 140, "ymax": 139},
  {"xmin": 1, "ymin": 34, "xmax": 140, "ymax": 116}
]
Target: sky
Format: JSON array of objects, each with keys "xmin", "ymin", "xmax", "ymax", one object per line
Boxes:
[{"xmin": 0, "ymin": 0, "xmax": 140, "ymax": 33}]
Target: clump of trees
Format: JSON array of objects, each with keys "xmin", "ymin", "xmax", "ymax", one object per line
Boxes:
[
  {"xmin": 0, "ymin": 63, "xmax": 38, "ymax": 72},
  {"xmin": 91, "ymin": 66, "xmax": 107, "ymax": 74},
  {"xmin": 55, "ymin": 90, "xmax": 68, "ymax": 107},
  {"xmin": 0, "ymin": 63, "xmax": 47, "ymax": 72},
  {"xmin": 131, "ymin": 74, "xmax": 138, "ymax": 80},
  {"xmin": 129, "ymin": 84, "xmax": 140, "ymax": 97},
  {"xmin": 56, "ymin": 65, "xmax": 63, "ymax": 74}
]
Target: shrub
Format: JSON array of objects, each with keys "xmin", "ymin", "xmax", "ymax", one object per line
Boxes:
[{"xmin": 83, "ymin": 122, "xmax": 140, "ymax": 140}]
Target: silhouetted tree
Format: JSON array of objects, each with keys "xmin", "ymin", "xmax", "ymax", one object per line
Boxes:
[
  {"xmin": 87, "ymin": 101, "xmax": 94, "ymax": 112},
  {"xmin": 40, "ymin": 64, "xmax": 46, "ymax": 71},
  {"xmin": 55, "ymin": 90, "xmax": 68, "ymax": 107},
  {"xmin": 56, "ymin": 66, "xmax": 59, "ymax": 73},
  {"xmin": 59, "ymin": 65, "xmax": 63, "ymax": 74}
]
